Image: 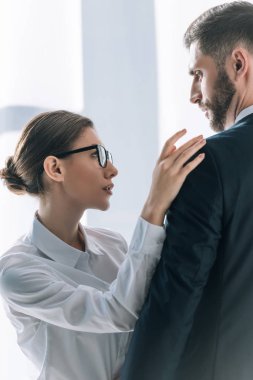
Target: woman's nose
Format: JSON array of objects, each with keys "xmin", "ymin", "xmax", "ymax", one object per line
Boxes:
[{"xmin": 104, "ymin": 161, "xmax": 118, "ymax": 178}]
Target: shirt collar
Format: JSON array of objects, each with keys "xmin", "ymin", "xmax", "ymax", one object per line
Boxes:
[
  {"xmin": 235, "ymin": 105, "xmax": 253, "ymax": 124},
  {"xmin": 29, "ymin": 214, "xmax": 103, "ymax": 268}
]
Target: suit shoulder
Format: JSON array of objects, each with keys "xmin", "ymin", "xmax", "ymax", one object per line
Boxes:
[{"xmin": 204, "ymin": 122, "xmax": 253, "ymax": 166}]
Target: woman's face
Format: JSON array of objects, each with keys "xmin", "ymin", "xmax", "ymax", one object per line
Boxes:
[{"xmin": 59, "ymin": 128, "xmax": 118, "ymax": 211}]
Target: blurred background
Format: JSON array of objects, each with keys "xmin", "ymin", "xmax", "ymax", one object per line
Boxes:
[{"xmin": 0, "ymin": 0, "xmax": 235, "ymax": 378}]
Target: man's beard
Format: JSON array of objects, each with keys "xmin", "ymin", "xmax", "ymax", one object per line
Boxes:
[{"xmin": 204, "ymin": 69, "xmax": 236, "ymax": 132}]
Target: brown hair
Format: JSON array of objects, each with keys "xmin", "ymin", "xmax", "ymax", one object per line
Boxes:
[
  {"xmin": 0, "ymin": 110, "xmax": 93, "ymax": 195},
  {"xmin": 184, "ymin": 1, "xmax": 253, "ymax": 67}
]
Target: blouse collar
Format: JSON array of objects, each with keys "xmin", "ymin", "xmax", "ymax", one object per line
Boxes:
[{"xmin": 29, "ymin": 214, "xmax": 103, "ymax": 268}]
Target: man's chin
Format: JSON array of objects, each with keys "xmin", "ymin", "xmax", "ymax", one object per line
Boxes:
[{"xmin": 210, "ymin": 119, "xmax": 225, "ymax": 132}]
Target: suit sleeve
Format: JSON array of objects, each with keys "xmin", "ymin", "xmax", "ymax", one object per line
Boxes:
[{"xmin": 121, "ymin": 144, "xmax": 223, "ymax": 380}]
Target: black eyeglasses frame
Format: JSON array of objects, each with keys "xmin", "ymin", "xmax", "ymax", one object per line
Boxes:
[{"xmin": 52, "ymin": 144, "xmax": 113, "ymax": 168}]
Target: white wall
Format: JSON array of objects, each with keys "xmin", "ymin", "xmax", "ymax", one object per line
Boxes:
[
  {"xmin": 0, "ymin": 0, "xmax": 83, "ymax": 110},
  {"xmin": 81, "ymin": 0, "xmax": 159, "ymax": 241}
]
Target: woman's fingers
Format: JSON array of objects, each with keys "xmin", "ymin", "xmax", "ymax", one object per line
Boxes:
[
  {"xmin": 158, "ymin": 129, "xmax": 187, "ymax": 161},
  {"xmin": 169, "ymin": 134, "xmax": 204, "ymax": 161},
  {"xmin": 158, "ymin": 130, "xmax": 206, "ymax": 166},
  {"xmin": 140, "ymin": 133, "xmax": 206, "ymax": 226},
  {"xmin": 173, "ymin": 138, "xmax": 206, "ymax": 170},
  {"xmin": 181, "ymin": 153, "xmax": 205, "ymax": 176}
]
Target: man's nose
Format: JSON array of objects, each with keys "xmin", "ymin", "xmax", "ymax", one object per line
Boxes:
[{"xmin": 190, "ymin": 81, "xmax": 202, "ymax": 105}]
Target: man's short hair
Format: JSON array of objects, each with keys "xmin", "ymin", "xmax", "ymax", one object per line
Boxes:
[{"xmin": 184, "ymin": 1, "xmax": 253, "ymax": 67}]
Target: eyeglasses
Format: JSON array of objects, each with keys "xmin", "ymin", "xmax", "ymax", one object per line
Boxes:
[{"xmin": 52, "ymin": 144, "xmax": 113, "ymax": 168}]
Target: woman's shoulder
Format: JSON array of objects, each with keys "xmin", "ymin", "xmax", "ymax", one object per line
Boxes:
[
  {"xmin": 83, "ymin": 225, "xmax": 128, "ymax": 255},
  {"xmin": 0, "ymin": 234, "xmax": 38, "ymax": 270}
]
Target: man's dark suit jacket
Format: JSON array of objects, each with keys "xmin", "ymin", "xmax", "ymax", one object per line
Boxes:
[{"xmin": 121, "ymin": 114, "xmax": 253, "ymax": 380}]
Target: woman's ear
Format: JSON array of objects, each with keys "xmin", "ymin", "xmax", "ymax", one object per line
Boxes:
[{"xmin": 43, "ymin": 156, "xmax": 64, "ymax": 183}]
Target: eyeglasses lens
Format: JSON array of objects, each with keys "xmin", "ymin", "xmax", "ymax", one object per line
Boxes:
[
  {"xmin": 98, "ymin": 145, "xmax": 106, "ymax": 167},
  {"xmin": 97, "ymin": 146, "xmax": 113, "ymax": 168},
  {"xmin": 107, "ymin": 152, "xmax": 113, "ymax": 165}
]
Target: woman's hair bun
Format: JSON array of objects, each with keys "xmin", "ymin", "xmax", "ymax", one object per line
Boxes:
[{"xmin": 0, "ymin": 156, "xmax": 27, "ymax": 195}]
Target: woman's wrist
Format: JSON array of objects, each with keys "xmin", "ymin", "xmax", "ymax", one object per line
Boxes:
[{"xmin": 140, "ymin": 201, "xmax": 167, "ymax": 226}]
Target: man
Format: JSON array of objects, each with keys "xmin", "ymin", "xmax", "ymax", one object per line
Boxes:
[{"xmin": 121, "ymin": 2, "xmax": 253, "ymax": 380}]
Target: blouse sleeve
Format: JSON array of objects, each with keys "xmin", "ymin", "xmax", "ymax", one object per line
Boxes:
[{"xmin": 0, "ymin": 217, "xmax": 165, "ymax": 333}]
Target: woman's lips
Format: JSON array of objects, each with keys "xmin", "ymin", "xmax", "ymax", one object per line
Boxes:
[{"xmin": 103, "ymin": 184, "xmax": 114, "ymax": 195}]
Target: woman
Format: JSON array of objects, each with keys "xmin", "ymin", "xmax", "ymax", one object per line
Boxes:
[{"xmin": 0, "ymin": 110, "xmax": 205, "ymax": 380}]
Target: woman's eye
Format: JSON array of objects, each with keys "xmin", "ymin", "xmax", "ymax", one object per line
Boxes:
[{"xmin": 91, "ymin": 152, "xmax": 98, "ymax": 158}]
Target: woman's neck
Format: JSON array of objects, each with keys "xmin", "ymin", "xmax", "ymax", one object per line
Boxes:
[{"xmin": 37, "ymin": 196, "xmax": 86, "ymax": 251}]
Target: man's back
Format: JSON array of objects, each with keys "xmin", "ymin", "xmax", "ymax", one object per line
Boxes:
[{"xmin": 122, "ymin": 114, "xmax": 253, "ymax": 380}]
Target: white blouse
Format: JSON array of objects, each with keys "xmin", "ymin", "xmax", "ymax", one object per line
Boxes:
[{"xmin": 0, "ymin": 216, "xmax": 165, "ymax": 380}]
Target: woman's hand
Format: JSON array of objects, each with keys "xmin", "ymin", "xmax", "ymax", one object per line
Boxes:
[{"xmin": 141, "ymin": 129, "xmax": 206, "ymax": 226}]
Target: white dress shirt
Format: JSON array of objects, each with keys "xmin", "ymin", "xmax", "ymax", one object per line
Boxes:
[{"xmin": 0, "ymin": 216, "xmax": 165, "ymax": 380}]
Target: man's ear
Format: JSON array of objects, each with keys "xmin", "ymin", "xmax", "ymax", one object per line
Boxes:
[
  {"xmin": 230, "ymin": 47, "xmax": 249, "ymax": 79},
  {"xmin": 43, "ymin": 156, "xmax": 64, "ymax": 183}
]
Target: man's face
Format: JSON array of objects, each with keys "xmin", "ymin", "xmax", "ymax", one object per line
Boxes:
[{"xmin": 189, "ymin": 42, "xmax": 236, "ymax": 132}]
